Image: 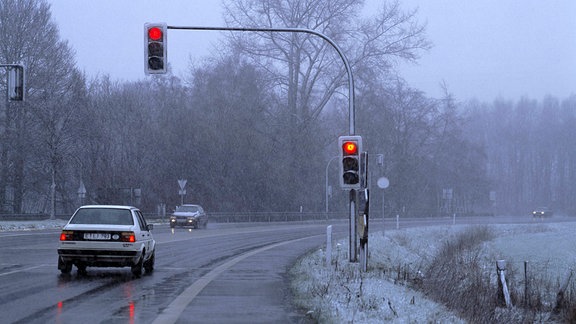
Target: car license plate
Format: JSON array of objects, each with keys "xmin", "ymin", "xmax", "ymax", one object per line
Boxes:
[{"xmin": 84, "ymin": 233, "xmax": 111, "ymax": 240}]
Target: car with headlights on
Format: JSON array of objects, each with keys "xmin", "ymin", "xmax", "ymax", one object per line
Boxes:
[
  {"xmin": 57, "ymin": 205, "xmax": 155, "ymax": 277},
  {"xmin": 532, "ymin": 207, "xmax": 553, "ymax": 218},
  {"xmin": 169, "ymin": 204, "xmax": 207, "ymax": 229}
]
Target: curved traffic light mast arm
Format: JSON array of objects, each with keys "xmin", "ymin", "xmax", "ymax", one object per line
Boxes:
[{"xmin": 168, "ymin": 25, "xmax": 356, "ymax": 136}]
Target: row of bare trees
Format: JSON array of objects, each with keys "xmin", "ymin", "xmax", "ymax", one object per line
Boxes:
[
  {"xmin": 0, "ymin": 0, "xmax": 572, "ymax": 217},
  {"xmin": 465, "ymin": 96, "xmax": 576, "ymax": 215}
]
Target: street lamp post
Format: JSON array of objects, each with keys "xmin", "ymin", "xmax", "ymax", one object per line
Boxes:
[{"xmin": 157, "ymin": 24, "xmax": 358, "ymax": 262}]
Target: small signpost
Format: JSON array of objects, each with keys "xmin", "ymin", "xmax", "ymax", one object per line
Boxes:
[
  {"xmin": 77, "ymin": 180, "xmax": 86, "ymax": 205},
  {"xmin": 177, "ymin": 179, "xmax": 187, "ymax": 205}
]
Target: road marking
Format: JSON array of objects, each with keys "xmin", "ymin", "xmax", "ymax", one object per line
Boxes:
[
  {"xmin": 0, "ymin": 264, "xmax": 48, "ymax": 277},
  {"xmin": 152, "ymin": 235, "xmax": 315, "ymax": 324}
]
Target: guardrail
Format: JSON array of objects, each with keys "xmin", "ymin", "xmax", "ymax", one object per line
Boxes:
[
  {"xmin": 1, "ymin": 212, "xmax": 523, "ymax": 225},
  {"xmin": 150, "ymin": 212, "xmax": 348, "ymax": 224},
  {"xmin": 0, "ymin": 212, "xmax": 349, "ymax": 223}
]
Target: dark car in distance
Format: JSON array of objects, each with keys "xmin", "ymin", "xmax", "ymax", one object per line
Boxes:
[{"xmin": 170, "ymin": 204, "xmax": 208, "ymax": 229}]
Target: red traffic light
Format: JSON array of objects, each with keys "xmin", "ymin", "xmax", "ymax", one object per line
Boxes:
[
  {"xmin": 145, "ymin": 23, "xmax": 167, "ymax": 74},
  {"xmin": 148, "ymin": 27, "xmax": 163, "ymax": 41},
  {"xmin": 338, "ymin": 135, "xmax": 363, "ymax": 189},
  {"xmin": 342, "ymin": 141, "xmax": 358, "ymax": 155}
]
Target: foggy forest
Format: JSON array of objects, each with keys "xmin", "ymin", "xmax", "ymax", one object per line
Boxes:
[{"xmin": 1, "ymin": 0, "xmax": 575, "ymax": 218}]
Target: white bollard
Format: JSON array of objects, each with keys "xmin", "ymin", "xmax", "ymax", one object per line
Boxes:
[{"xmin": 326, "ymin": 225, "xmax": 332, "ymax": 266}]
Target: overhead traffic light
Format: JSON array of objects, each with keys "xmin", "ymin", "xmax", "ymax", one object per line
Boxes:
[
  {"xmin": 144, "ymin": 23, "xmax": 167, "ymax": 74},
  {"xmin": 339, "ymin": 135, "xmax": 363, "ymax": 189}
]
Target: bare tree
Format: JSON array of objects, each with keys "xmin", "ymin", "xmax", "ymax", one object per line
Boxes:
[
  {"xmin": 222, "ymin": 0, "xmax": 430, "ymax": 126},
  {"xmin": 221, "ymin": 0, "xmax": 430, "ymax": 209},
  {"xmin": 0, "ymin": 0, "xmax": 85, "ymax": 214}
]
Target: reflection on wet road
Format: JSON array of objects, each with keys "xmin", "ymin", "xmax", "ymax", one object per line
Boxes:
[{"xmin": 0, "ymin": 222, "xmax": 341, "ymax": 323}]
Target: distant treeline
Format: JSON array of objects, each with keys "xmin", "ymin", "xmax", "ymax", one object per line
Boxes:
[{"xmin": 1, "ymin": 0, "xmax": 573, "ymax": 217}]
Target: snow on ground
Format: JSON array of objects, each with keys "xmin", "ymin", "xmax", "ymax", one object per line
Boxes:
[
  {"xmin": 290, "ymin": 220, "xmax": 576, "ymax": 323},
  {"xmin": 0, "ymin": 219, "xmax": 66, "ymax": 232}
]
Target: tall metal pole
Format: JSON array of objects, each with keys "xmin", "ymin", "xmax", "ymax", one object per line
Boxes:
[
  {"xmin": 349, "ymin": 189, "xmax": 357, "ymax": 262},
  {"xmin": 166, "ymin": 25, "xmax": 358, "ymax": 261}
]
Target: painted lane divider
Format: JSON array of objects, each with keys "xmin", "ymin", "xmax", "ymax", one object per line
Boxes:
[{"xmin": 152, "ymin": 235, "xmax": 317, "ymax": 324}]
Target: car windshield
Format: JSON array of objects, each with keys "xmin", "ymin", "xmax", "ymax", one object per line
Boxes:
[
  {"xmin": 177, "ymin": 205, "xmax": 199, "ymax": 213},
  {"xmin": 70, "ymin": 208, "xmax": 134, "ymax": 225}
]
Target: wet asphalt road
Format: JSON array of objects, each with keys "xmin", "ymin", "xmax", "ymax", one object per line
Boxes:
[
  {"xmin": 0, "ymin": 215, "xmax": 564, "ymax": 323},
  {"xmin": 0, "ymin": 222, "xmax": 347, "ymax": 323}
]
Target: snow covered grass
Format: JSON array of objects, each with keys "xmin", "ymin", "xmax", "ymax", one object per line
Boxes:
[
  {"xmin": 0, "ymin": 219, "xmax": 66, "ymax": 232},
  {"xmin": 290, "ymin": 221, "xmax": 576, "ymax": 323}
]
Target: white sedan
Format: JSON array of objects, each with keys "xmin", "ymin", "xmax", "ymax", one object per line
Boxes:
[{"xmin": 57, "ymin": 205, "xmax": 156, "ymax": 277}]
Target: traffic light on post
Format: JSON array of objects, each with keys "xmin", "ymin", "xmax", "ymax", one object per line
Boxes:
[
  {"xmin": 144, "ymin": 23, "xmax": 167, "ymax": 74},
  {"xmin": 339, "ymin": 135, "xmax": 363, "ymax": 189}
]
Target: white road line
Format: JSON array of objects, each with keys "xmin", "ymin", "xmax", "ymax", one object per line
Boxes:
[
  {"xmin": 0, "ymin": 264, "xmax": 48, "ymax": 277},
  {"xmin": 152, "ymin": 235, "xmax": 316, "ymax": 324}
]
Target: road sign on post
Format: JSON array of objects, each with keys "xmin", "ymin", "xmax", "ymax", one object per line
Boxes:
[
  {"xmin": 177, "ymin": 179, "xmax": 187, "ymax": 205},
  {"xmin": 358, "ymin": 188, "xmax": 369, "ymax": 271}
]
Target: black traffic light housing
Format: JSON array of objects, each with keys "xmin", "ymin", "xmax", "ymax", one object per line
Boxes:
[
  {"xmin": 144, "ymin": 23, "xmax": 167, "ymax": 74},
  {"xmin": 339, "ymin": 135, "xmax": 363, "ymax": 189}
]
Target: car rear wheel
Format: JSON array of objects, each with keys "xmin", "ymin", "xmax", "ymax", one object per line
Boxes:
[
  {"xmin": 131, "ymin": 255, "xmax": 144, "ymax": 278},
  {"xmin": 58, "ymin": 257, "xmax": 72, "ymax": 274},
  {"xmin": 144, "ymin": 251, "xmax": 155, "ymax": 273}
]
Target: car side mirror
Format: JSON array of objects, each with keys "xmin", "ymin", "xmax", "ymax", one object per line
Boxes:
[{"xmin": 147, "ymin": 224, "xmax": 154, "ymax": 231}]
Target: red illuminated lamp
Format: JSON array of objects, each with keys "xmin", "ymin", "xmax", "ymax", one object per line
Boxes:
[
  {"xmin": 122, "ymin": 232, "xmax": 136, "ymax": 242},
  {"xmin": 342, "ymin": 141, "xmax": 358, "ymax": 155},
  {"xmin": 148, "ymin": 27, "xmax": 163, "ymax": 41}
]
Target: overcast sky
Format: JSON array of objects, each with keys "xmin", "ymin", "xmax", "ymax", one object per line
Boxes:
[{"xmin": 49, "ymin": 0, "xmax": 576, "ymax": 102}]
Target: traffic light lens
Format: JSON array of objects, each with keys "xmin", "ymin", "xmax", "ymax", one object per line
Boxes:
[
  {"xmin": 148, "ymin": 42, "xmax": 163, "ymax": 57},
  {"xmin": 342, "ymin": 141, "xmax": 358, "ymax": 155},
  {"xmin": 343, "ymin": 173, "xmax": 359, "ymax": 184},
  {"xmin": 148, "ymin": 27, "xmax": 163, "ymax": 41},
  {"xmin": 342, "ymin": 157, "xmax": 358, "ymax": 171},
  {"xmin": 148, "ymin": 57, "xmax": 164, "ymax": 70}
]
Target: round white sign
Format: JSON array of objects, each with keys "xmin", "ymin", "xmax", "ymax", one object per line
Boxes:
[{"xmin": 377, "ymin": 177, "xmax": 389, "ymax": 189}]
